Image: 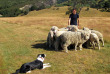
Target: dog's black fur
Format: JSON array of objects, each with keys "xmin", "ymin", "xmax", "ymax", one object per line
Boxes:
[{"xmin": 12, "ymin": 54, "xmax": 45, "ymax": 74}]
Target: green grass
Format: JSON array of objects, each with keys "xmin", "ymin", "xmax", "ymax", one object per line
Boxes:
[
  {"xmin": 0, "ymin": 20, "xmax": 110, "ymax": 74},
  {"xmin": 0, "ymin": 6, "xmax": 110, "ymax": 74}
]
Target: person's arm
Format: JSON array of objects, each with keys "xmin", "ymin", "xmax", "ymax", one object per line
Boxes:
[
  {"xmin": 68, "ymin": 18, "xmax": 71, "ymax": 25},
  {"xmin": 77, "ymin": 14, "xmax": 79, "ymax": 28},
  {"xmin": 77, "ymin": 18, "xmax": 79, "ymax": 27}
]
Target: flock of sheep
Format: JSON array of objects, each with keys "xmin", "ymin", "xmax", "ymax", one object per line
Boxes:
[{"xmin": 47, "ymin": 25, "xmax": 104, "ymax": 53}]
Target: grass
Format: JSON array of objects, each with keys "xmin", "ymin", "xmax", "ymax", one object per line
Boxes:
[{"xmin": 0, "ymin": 6, "xmax": 110, "ymax": 74}]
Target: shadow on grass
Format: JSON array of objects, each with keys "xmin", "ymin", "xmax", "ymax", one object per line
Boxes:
[
  {"xmin": 31, "ymin": 40, "xmax": 55, "ymax": 51},
  {"xmin": 31, "ymin": 40, "xmax": 93, "ymax": 51}
]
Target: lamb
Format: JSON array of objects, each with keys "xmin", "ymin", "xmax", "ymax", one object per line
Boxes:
[
  {"xmin": 83, "ymin": 27, "xmax": 104, "ymax": 47},
  {"xmin": 91, "ymin": 30, "xmax": 104, "ymax": 47},
  {"xmin": 89, "ymin": 33, "xmax": 100, "ymax": 50},
  {"xmin": 60, "ymin": 31, "xmax": 90, "ymax": 53}
]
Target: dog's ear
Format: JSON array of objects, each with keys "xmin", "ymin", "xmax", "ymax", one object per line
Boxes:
[
  {"xmin": 37, "ymin": 54, "xmax": 41, "ymax": 57},
  {"xmin": 41, "ymin": 54, "xmax": 46, "ymax": 58}
]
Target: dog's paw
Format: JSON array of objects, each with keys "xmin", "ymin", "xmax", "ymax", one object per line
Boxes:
[
  {"xmin": 47, "ymin": 63, "xmax": 50, "ymax": 64},
  {"xmin": 26, "ymin": 71, "xmax": 31, "ymax": 73},
  {"xmin": 48, "ymin": 65, "xmax": 51, "ymax": 67}
]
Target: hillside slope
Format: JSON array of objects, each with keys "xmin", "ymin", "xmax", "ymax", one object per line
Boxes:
[{"xmin": 26, "ymin": 6, "xmax": 110, "ymax": 17}]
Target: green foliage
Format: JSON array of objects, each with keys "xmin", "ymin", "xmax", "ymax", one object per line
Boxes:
[
  {"xmin": 55, "ymin": 1, "xmax": 71, "ymax": 7},
  {"xmin": 57, "ymin": 0, "xmax": 68, "ymax": 4},
  {"xmin": 66, "ymin": 0, "xmax": 94, "ymax": 15},
  {"xmin": 0, "ymin": 0, "xmax": 53, "ymax": 17},
  {"xmin": 0, "ymin": 8, "xmax": 23, "ymax": 17},
  {"xmin": 29, "ymin": 5, "xmax": 37, "ymax": 11},
  {"xmin": 85, "ymin": 7, "xmax": 89, "ymax": 11},
  {"xmin": 91, "ymin": 0, "xmax": 110, "ymax": 12}
]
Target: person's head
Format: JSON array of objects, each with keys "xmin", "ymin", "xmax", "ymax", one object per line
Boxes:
[{"xmin": 72, "ymin": 9, "xmax": 77, "ymax": 14}]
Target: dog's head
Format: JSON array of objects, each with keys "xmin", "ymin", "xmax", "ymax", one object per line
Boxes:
[
  {"xmin": 37, "ymin": 54, "xmax": 46, "ymax": 62},
  {"xmin": 37, "ymin": 54, "xmax": 46, "ymax": 58}
]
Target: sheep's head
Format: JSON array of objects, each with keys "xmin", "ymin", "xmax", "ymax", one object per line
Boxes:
[
  {"xmin": 67, "ymin": 25, "xmax": 78, "ymax": 31},
  {"xmin": 51, "ymin": 26, "xmax": 59, "ymax": 32},
  {"xmin": 81, "ymin": 31, "xmax": 90, "ymax": 40},
  {"xmin": 83, "ymin": 27, "xmax": 91, "ymax": 33},
  {"xmin": 50, "ymin": 31, "xmax": 54, "ymax": 38},
  {"xmin": 71, "ymin": 26, "xmax": 79, "ymax": 32}
]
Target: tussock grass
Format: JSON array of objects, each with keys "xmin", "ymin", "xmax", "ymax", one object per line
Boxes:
[{"xmin": 0, "ymin": 6, "xmax": 110, "ymax": 74}]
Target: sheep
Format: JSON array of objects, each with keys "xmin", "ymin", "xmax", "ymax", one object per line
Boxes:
[
  {"xmin": 47, "ymin": 26, "xmax": 59, "ymax": 48},
  {"xmin": 91, "ymin": 30, "xmax": 104, "ymax": 47},
  {"xmin": 54, "ymin": 25, "xmax": 79, "ymax": 51},
  {"xmin": 67, "ymin": 25, "xmax": 79, "ymax": 32},
  {"xmin": 89, "ymin": 33, "xmax": 100, "ymax": 50},
  {"xmin": 54, "ymin": 30, "xmax": 66, "ymax": 51},
  {"xmin": 47, "ymin": 30, "xmax": 54, "ymax": 48},
  {"xmin": 59, "ymin": 27, "xmax": 68, "ymax": 31},
  {"xmin": 83, "ymin": 27, "xmax": 91, "ymax": 33},
  {"xmin": 60, "ymin": 31, "xmax": 90, "ymax": 53},
  {"xmin": 83, "ymin": 27, "xmax": 104, "ymax": 47},
  {"xmin": 47, "ymin": 26, "xmax": 67, "ymax": 49},
  {"xmin": 51, "ymin": 26, "xmax": 59, "ymax": 32}
]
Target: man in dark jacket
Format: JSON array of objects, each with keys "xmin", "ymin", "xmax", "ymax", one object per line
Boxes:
[{"xmin": 68, "ymin": 9, "xmax": 79, "ymax": 27}]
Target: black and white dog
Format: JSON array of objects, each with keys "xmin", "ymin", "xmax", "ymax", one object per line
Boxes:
[{"xmin": 12, "ymin": 54, "xmax": 51, "ymax": 74}]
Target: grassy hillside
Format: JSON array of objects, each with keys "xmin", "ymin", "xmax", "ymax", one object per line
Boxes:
[
  {"xmin": 0, "ymin": 6, "xmax": 110, "ymax": 74},
  {"xmin": 80, "ymin": 7, "xmax": 110, "ymax": 17},
  {"xmin": 26, "ymin": 6, "xmax": 110, "ymax": 17},
  {"xmin": 0, "ymin": 0, "xmax": 55, "ymax": 17}
]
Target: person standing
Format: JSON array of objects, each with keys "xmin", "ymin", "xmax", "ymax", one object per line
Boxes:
[{"xmin": 68, "ymin": 9, "xmax": 79, "ymax": 27}]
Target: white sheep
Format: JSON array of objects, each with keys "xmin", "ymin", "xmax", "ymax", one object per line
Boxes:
[
  {"xmin": 60, "ymin": 31, "xmax": 90, "ymax": 53},
  {"xmin": 47, "ymin": 26, "xmax": 59, "ymax": 48},
  {"xmin": 67, "ymin": 25, "xmax": 79, "ymax": 32},
  {"xmin": 47, "ymin": 30, "xmax": 54, "ymax": 48},
  {"xmin": 83, "ymin": 27, "xmax": 104, "ymax": 47},
  {"xmin": 54, "ymin": 30, "xmax": 66, "ymax": 51},
  {"xmin": 51, "ymin": 26, "xmax": 59, "ymax": 32},
  {"xmin": 91, "ymin": 30, "xmax": 104, "ymax": 47},
  {"xmin": 59, "ymin": 27, "xmax": 68, "ymax": 31},
  {"xmin": 89, "ymin": 33, "xmax": 100, "ymax": 50}
]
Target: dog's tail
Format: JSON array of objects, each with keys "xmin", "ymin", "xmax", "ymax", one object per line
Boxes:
[{"xmin": 11, "ymin": 69, "xmax": 20, "ymax": 74}]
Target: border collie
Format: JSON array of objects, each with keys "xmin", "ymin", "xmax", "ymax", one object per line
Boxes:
[{"xmin": 12, "ymin": 54, "xmax": 51, "ymax": 74}]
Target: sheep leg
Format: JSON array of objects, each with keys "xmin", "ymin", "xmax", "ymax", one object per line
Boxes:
[
  {"xmin": 100, "ymin": 38, "xmax": 104, "ymax": 47},
  {"xmin": 92, "ymin": 41, "xmax": 95, "ymax": 49},
  {"xmin": 96, "ymin": 39, "xmax": 100, "ymax": 50},
  {"xmin": 75, "ymin": 42, "xmax": 78, "ymax": 51},
  {"xmin": 62, "ymin": 44, "xmax": 68, "ymax": 53},
  {"xmin": 55, "ymin": 41, "xmax": 59, "ymax": 51},
  {"xmin": 47, "ymin": 36, "xmax": 49, "ymax": 46},
  {"xmin": 49, "ymin": 39, "xmax": 51, "ymax": 48},
  {"xmin": 79, "ymin": 44, "xmax": 82, "ymax": 51},
  {"xmin": 55, "ymin": 37, "xmax": 60, "ymax": 51}
]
